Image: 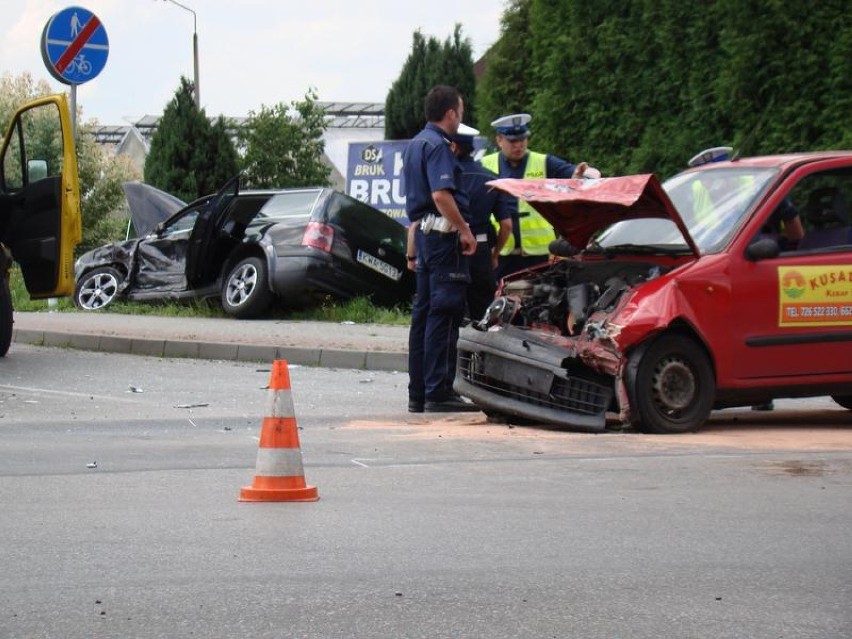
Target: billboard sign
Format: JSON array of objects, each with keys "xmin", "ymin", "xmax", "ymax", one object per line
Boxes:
[
  {"xmin": 346, "ymin": 139, "xmax": 489, "ymax": 226},
  {"xmin": 347, "ymin": 141, "xmax": 408, "ymax": 224}
]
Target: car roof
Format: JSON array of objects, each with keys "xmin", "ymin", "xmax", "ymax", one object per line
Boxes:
[
  {"xmin": 236, "ymin": 187, "xmax": 326, "ymax": 197},
  {"xmin": 689, "ymin": 151, "xmax": 852, "ymax": 171}
]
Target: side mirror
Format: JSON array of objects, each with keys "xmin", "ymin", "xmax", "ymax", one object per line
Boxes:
[
  {"xmin": 746, "ymin": 237, "xmax": 781, "ymax": 261},
  {"xmin": 27, "ymin": 159, "xmax": 48, "ymax": 182}
]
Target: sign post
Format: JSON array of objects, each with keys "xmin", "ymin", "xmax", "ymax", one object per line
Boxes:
[{"xmin": 41, "ymin": 5, "xmax": 109, "ymax": 140}]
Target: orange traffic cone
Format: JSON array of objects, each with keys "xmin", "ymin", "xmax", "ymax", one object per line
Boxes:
[{"xmin": 239, "ymin": 360, "xmax": 319, "ymax": 502}]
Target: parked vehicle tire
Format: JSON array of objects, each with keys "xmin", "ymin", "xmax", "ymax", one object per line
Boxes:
[
  {"xmin": 628, "ymin": 334, "xmax": 715, "ymax": 434},
  {"xmin": 831, "ymin": 395, "xmax": 852, "ymax": 410},
  {"xmin": 75, "ymin": 266, "xmax": 122, "ymax": 310},
  {"xmin": 0, "ymin": 275, "xmax": 12, "ymax": 357},
  {"xmin": 221, "ymin": 256, "xmax": 272, "ymax": 319}
]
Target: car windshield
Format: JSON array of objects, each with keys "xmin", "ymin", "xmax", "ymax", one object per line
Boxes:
[{"xmin": 594, "ymin": 166, "xmax": 779, "ymax": 254}]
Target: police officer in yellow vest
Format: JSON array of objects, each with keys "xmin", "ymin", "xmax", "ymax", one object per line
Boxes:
[{"xmin": 481, "ymin": 113, "xmax": 589, "ymax": 277}]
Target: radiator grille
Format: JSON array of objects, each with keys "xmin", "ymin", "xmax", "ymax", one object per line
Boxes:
[{"xmin": 459, "ymin": 350, "xmax": 610, "ymax": 416}]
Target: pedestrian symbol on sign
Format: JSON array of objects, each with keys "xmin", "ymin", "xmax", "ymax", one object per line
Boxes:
[{"xmin": 70, "ymin": 12, "xmax": 82, "ymax": 37}]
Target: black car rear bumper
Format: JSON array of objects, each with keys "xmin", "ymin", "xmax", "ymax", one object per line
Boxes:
[
  {"xmin": 454, "ymin": 325, "xmax": 614, "ymax": 432},
  {"xmin": 270, "ymin": 251, "xmax": 407, "ymax": 306}
]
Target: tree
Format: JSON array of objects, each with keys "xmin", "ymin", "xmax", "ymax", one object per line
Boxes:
[
  {"xmin": 385, "ymin": 25, "xmax": 476, "ymax": 140},
  {"xmin": 238, "ymin": 89, "xmax": 331, "ymax": 189},
  {"xmin": 0, "ymin": 72, "xmax": 139, "ymax": 253},
  {"xmin": 474, "ymin": 0, "xmax": 533, "ymax": 134},
  {"xmin": 144, "ymin": 77, "xmax": 239, "ymax": 202},
  {"xmin": 74, "ymin": 122, "xmax": 139, "ymax": 253}
]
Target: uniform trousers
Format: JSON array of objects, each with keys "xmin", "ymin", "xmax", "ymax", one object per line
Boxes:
[{"xmin": 408, "ymin": 228, "xmax": 470, "ymax": 404}]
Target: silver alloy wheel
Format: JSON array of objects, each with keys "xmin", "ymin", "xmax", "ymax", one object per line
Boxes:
[
  {"xmin": 225, "ymin": 261, "xmax": 259, "ymax": 308},
  {"xmin": 77, "ymin": 269, "xmax": 120, "ymax": 310}
]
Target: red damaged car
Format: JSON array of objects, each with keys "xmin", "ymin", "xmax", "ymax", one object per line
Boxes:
[{"xmin": 454, "ymin": 152, "xmax": 852, "ymax": 433}]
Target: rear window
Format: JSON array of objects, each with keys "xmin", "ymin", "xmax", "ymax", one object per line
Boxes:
[
  {"xmin": 255, "ymin": 191, "xmax": 322, "ymax": 221},
  {"xmin": 326, "ymin": 192, "xmax": 407, "ymax": 253}
]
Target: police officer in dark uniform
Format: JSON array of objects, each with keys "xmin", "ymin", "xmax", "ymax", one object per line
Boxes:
[
  {"xmin": 449, "ymin": 123, "xmax": 514, "ymax": 322},
  {"xmin": 404, "ymin": 85, "xmax": 478, "ymax": 413}
]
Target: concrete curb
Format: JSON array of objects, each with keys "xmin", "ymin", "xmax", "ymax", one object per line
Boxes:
[{"xmin": 12, "ymin": 327, "xmax": 409, "ymax": 372}]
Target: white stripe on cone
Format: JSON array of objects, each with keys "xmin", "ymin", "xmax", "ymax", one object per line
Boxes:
[
  {"xmin": 265, "ymin": 389, "xmax": 295, "ymax": 418},
  {"xmin": 254, "ymin": 447, "xmax": 306, "ymax": 477}
]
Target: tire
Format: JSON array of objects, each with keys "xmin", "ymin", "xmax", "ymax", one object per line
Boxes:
[
  {"xmin": 75, "ymin": 266, "xmax": 122, "ymax": 310},
  {"xmin": 831, "ymin": 395, "xmax": 852, "ymax": 410},
  {"xmin": 221, "ymin": 256, "xmax": 272, "ymax": 319},
  {"xmin": 0, "ymin": 275, "xmax": 12, "ymax": 357},
  {"xmin": 628, "ymin": 334, "xmax": 715, "ymax": 434}
]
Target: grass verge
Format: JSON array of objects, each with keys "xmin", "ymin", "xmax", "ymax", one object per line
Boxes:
[{"xmin": 10, "ymin": 265, "xmax": 411, "ymax": 324}]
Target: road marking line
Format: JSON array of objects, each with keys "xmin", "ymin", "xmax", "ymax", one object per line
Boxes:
[{"xmin": 0, "ymin": 384, "xmax": 146, "ymax": 403}]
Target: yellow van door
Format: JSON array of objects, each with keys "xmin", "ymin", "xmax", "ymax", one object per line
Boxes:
[{"xmin": 1, "ymin": 94, "xmax": 82, "ymax": 297}]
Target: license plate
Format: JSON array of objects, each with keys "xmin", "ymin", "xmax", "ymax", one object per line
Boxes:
[{"xmin": 356, "ymin": 250, "xmax": 402, "ymax": 281}]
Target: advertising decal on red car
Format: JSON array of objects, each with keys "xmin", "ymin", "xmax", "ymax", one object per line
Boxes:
[{"xmin": 779, "ymin": 265, "xmax": 852, "ymax": 327}]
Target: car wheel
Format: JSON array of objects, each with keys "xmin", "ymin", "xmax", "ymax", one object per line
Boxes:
[
  {"xmin": 0, "ymin": 275, "xmax": 12, "ymax": 357},
  {"xmin": 628, "ymin": 334, "xmax": 714, "ymax": 434},
  {"xmin": 831, "ymin": 395, "xmax": 852, "ymax": 410},
  {"xmin": 221, "ymin": 256, "xmax": 272, "ymax": 319},
  {"xmin": 75, "ymin": 266, "xmax": 122, "ymax": 310}
]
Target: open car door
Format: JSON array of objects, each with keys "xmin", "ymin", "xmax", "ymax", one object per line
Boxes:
[
  {"xmin": 185, "ymin": 174, "xmax": 239, "ymax": 288},
  {"xmin": 0, "ymin": 94, "xmax": 81, "ymax": 355}
]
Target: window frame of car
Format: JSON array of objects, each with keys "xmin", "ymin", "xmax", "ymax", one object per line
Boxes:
[
  {"xmin": 156, "ymin": 204, "xmax": 205, "ymax": 239},
  {"xmin": 745, "ymin": 164, "xmax": 852, "ymax": 260}
]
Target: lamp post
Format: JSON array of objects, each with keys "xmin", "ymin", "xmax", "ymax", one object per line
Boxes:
[{"xmin": 161, "ymin": 0, "xmax": 199, "ymax": 108}]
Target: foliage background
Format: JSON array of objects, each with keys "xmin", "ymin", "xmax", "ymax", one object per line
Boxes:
[
  {"xmin": 474, "ymin": 0, "xmax": 852, "ymax": 179},
  {"xmin": 143, "ymin": 77, "xmax": 239, "ymax": 203},
  {"xmin": 385, "ymin": 26, "xmax": 477, "ymax": 139},
  {"xmin": 1, "ymin": 72, "xmax": 139, "ymax": 253},
  {"xmin": 238, "ymin": 90, "xmax": 331, "ymax": 189}
]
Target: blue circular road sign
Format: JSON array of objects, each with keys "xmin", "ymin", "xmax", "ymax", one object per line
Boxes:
[{"xmin": 41, "ymin": 6, "xmax": 109, "ymax": 85}]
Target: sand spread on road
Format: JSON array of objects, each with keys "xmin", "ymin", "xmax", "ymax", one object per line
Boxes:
[{"xmin": 343, "ymin": 408, "xmax": 852, "ymax": 452}]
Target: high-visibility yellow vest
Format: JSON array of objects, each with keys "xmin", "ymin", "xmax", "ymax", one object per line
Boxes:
[
  {"xmin": 691, "ymin": 181, "xmax": 715, "ymax": 226},
  {"xmin": 482, "ymin": 151, "xmax": 554, "ymax": 255},
  {"xmin": 691, "ymin": 174, "xmax": 755, "ymax": 228}
]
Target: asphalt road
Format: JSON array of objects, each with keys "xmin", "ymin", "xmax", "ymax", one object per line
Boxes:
[{"xmin": 1, "ymin": 345, "xmax": 851, "ymax": 638}]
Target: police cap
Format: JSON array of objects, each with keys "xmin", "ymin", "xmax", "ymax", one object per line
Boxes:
[
  {"xmin": 491, "ymin": 113, "xmax": 531, "ymax": 141},
  {"xmin": 452, "ymin": 122, "xmax": 479, "ymax": 145}
]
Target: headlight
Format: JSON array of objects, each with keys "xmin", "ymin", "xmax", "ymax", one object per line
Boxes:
[{"xmin": 477, "ymin": 296, "xmax": 519, "ymax": 330}]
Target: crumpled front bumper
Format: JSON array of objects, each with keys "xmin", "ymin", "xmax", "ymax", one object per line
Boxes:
[{"xmin": 454, "ymin": 325, "xmax": 614, "ymax": 432}]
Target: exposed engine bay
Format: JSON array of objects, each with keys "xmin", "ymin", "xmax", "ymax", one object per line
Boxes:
[{"xmin": 480, "ymin": 259, "xmax": 666, "ymax": 337}]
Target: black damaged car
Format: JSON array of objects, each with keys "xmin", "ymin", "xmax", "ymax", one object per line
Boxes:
[{"xmin": 74, "ymin": 177, "xmax": 414, "ymax": 318}]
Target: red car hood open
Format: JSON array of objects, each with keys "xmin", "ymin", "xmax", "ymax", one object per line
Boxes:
[{"xmin": 488, "ymin": 174, "xmax": 700, "ymax": 257}]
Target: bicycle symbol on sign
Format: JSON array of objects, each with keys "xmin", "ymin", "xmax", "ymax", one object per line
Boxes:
[{"xmin": 65, "ymin": 54, "xmax": 92, "ymax": 75}]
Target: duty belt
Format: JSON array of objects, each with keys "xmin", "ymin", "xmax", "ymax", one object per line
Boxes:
[{"xmin": 421, "ymin": 213, "xmax": 456, "ymax": 234}]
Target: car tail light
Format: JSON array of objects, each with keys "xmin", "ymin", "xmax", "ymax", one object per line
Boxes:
[{"xmin": 302, "ymin": 222, "xmax": 334, "ymax": 253}]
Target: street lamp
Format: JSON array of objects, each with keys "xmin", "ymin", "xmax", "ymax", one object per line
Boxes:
[{"xmin": 161, "ymin": 0, "xmax": 199, "ymax": 108}]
